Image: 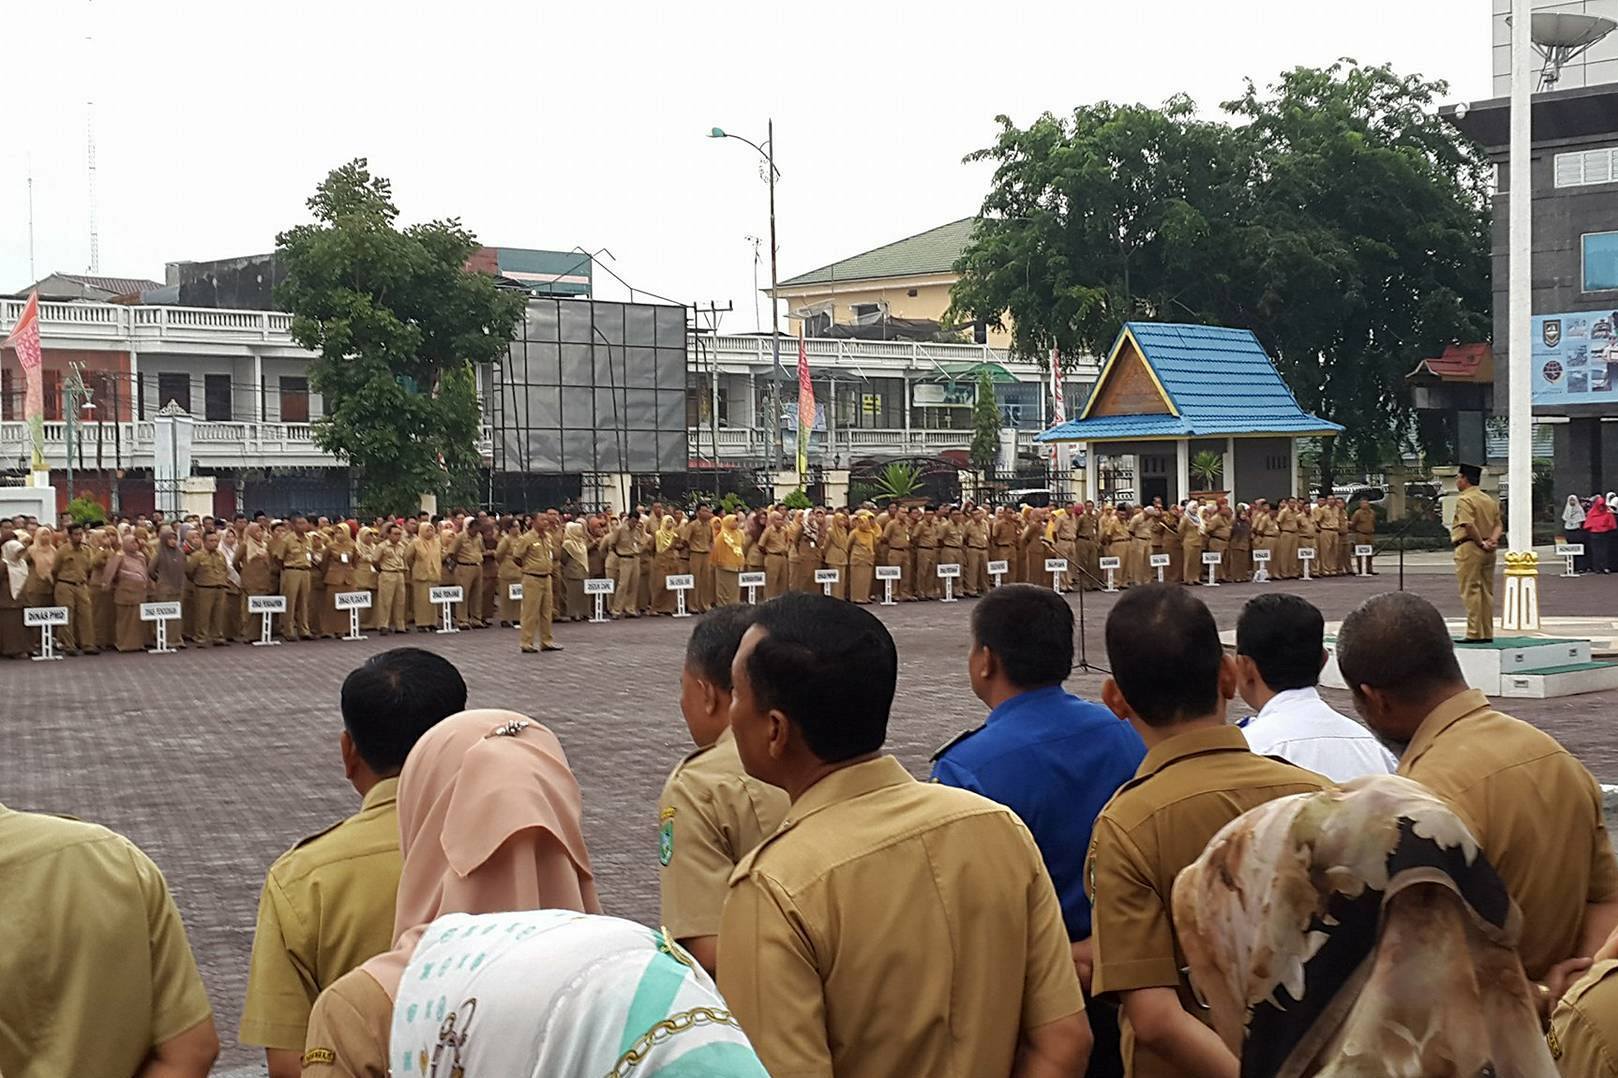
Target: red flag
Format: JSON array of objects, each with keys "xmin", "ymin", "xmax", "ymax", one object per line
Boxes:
[
  {"xmin": 796, "ymin": 333, "xmax": 814, "ymax": 474},
  {"xmin": 3, "ymin": 293, "xmax": 44, "ymax": 471},
  {"xmin": 4, "ymin": 292, "xmax": 42, "ymax": 371}
]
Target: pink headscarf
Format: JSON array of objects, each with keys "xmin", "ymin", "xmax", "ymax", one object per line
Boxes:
[{"xmin": 360, "ymin": 709, "xmax": 599, "ymax": 1000}]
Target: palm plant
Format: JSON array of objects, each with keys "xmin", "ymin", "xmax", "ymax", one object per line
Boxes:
[
  {"xmin": 1190, "ymin": 450, "xmax": 1224, "ymax": 491},
  {"xmin": 873, "ymin": 460, "xmax": 924, "ymax": 501}
]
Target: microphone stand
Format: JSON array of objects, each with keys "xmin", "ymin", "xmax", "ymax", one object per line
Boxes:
[{"xmin": 1063, "ymin": 559, "xmax": 1112, "ymax": 676}]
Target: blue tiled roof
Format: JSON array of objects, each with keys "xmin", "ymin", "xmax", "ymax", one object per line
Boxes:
[{"xmin": 1037, "ymin": 322, "xmax": 1343, "ymax": 442}]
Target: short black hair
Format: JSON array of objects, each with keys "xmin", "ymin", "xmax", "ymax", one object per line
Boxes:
[
  {"xmin": 1236, "ymin": 593, "xmax": 1325, "ymax": 692},
  {"xmin": 1336, "ymin": 592, "xmax": 1464, "ymax": 699},
  {"xmin": 290, "ymin": 513, "xmax": 306, "ymax": 523},
  {"xmin": 747, "ymin": 592, "xmax": 896, "ymax": 763},
  {"xmin": 685, "ymin": 605, "xmax": 756, "ymax": 691},
  {"xmin": 972, "ymin": 584, "xmax": 1072, "ymax": 688},
  {"xmin": 66, "ymin": 522, "xmax": 83, "ymax": 535},
  {"xmin": 1105, "ymin": 584, "xmax": 1222, "ymax": 726},
  {"xmin": 340, "ymin": 647, "xmax": 467, "ymax": 775}
]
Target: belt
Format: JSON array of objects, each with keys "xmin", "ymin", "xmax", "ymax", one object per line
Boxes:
[
  {"xmin": 381, "ymin": 569, "xmax": 404, "ymax": 573},
  {"xmin": 455, "ymin": 561, "xmax": 480, "ymax": 567},
  {"xmin": 196, "ymin": 584, "xmax": 224, "ymax": 589},
  {"xmin": 283, "ymin": 565, "xmax": 310, "ymax": 571},
  {"xmin": 523, "ymin": 572, "xmax": 552, "ymax": 578}
]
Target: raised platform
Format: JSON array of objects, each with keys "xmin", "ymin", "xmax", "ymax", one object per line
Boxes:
[{"xmin": 1317, "ymin": 631, "xmax": 1618, "ymax": 700}]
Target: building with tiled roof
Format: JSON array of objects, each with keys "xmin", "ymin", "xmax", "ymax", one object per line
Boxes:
[
  {"xmin": 22, "ymin": 272, "xmax": 165, "ymax": 302},
  {"xmin": 1038, "ymin": 322, "xmax": 1340, "ymax": 504}
]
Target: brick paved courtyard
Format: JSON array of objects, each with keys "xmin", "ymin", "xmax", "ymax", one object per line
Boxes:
[{"xmin": 5, "ymin": 570, "xmax": 1618, "ymax": 1070}]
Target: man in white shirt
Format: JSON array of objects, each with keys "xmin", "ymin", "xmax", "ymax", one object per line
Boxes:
[{"xmin": 1234, "ymin": 592, "xmax": 1396, "ymax": 781}]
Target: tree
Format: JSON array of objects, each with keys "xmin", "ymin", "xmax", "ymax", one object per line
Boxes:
[
  {"xmin": 1189, "ymin": 451, "xmax": 1224, "ymax": 492},
  {"xmin": 951, "ymin": 62, "xmax": 1492, "ymax": 491},
  {"xmin": 969, "ymin": 368, "xmax": 1002, "ymax": 476},
  {"xmin": 276, "ymin": 159, "xmax": 524, "ymax": 516},
  {"xmin": 873, "ymin": 461, "xmax": 924, "ymax": 501}
]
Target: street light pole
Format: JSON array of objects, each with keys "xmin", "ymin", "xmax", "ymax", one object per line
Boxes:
[
  {"xmin": 1507, "ymin": 0, "xmax": 1532, "ymax": 556},
  {"xmin": 766, "ymin": 118, "xmax": 783, "ymax": 475}
]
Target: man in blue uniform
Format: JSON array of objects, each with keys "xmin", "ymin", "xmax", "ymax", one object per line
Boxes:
[{"xmin": 932, "ymin": 583, "xmax": 1146, "ymax": 1077}]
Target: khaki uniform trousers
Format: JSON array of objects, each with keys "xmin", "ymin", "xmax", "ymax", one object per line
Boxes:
[
  {"xmin": 714, "ymin": 567, "xmax": 739, "ymax": 607},
  {"xmin": 887, "ymin": 550, "xmax": 913, "ymax": 600},
  {"xmin": 1455, "ymin": 544, "xmax": 1496, "ymax": 641},
  {"xmin": 53, "ymin": 581, "xmax": 93, "ymax": 651},
  {"xmin": 413, "ymin": 581, "xmax": 439, "ymax": 627},
  {"xmin": 764, "ymin": 553, "xmax": 788, "ymax": 599},
  {"xmin": 964, "ymin": 548, "xmax": 987, "ymax": 596},
  {"xmin": 497, "ymin": 580, "xmax": 521, "ymax": 625},
  {"xmin": 453, "ymin": 563, "xmax": 484, "ymax": 627},
  {"xmin": 823, "ymin": 561, "xmax": 848, "ymax": 600},
  {"xmin": 611, "ymin": 556, "xmax": 640, "ymax": 616},
  {"xmin": 281, "ymin": 568, "xmax": 313, "ymax": 639},
  {"xmin": 849, "ymin": 561, "xmax": 874, "ymax": 605},
  {"xmin": 914, "ymin": 547, "xmax": 938, "ymax": 599},
  {"xmin": 376, "ymin": 572, "xmax": 407, "ymax": 630},
  {"xmin": 520, "ymin": 573, "xmax": 554, "ymax": 648},
  {"xmin": 192, "ymin": 585, "xmax": 228, "ymax": 644},
  {"xmin": 689, "ymin": 551, "xmax": 711, "ymax": 613}
]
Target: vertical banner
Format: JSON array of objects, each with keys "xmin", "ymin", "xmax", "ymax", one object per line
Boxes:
[
  {"xmin": 3, "ymin": 293, "xmax": 45, "ymax": 473},
  {"xmin": 796, "ymin": 332, "xmax": 814, "ymax": 477},
  {"xmin": 1049, "ymin": 345, "xmax": 1069, "ymax": 479}
]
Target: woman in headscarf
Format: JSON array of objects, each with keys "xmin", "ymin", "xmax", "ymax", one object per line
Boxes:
[
  {"xmin": 351, "ymin": 526, "xmax": 378, "ymax": 631},
  {"xmin": 1229, "ymin": 503, "xmax": 1253, "ymax": 583},
  {"xmin": 494, "ymin": 517, "xmax": 525, "ymax": 627},
  {"xmin": 0, "ymin": 538, "xmax": 30, "ymax": 659},
  {"xmin": 652, "ymin": 515, "xmax": 681, "ymax": 615},
  {"xmin": 560, "ymin": 520, "xmax": 590, "ymax": 622},
  {"xmin": 1565, "ymin": 493, "xmax": 1590, "ymax": 573},
  {"xmin": 849, "ymin": 510, "xmax": 879, "ymax": 604},
  {"xmin": 21, "ymin": 526, "xmax": 56, "ymax": 607},
  {"xmin": 406, "ymin": 521, "xmax": 443, "ymax": 631},
  {"xmin": 585, "ymin": 514, "xmax": 608, "ymax": 583},
  {"xmin": 1587, "ymin": 494, "xmax": 1617, "ymax": 574},
  {"xmin": 303, "ymin": 709, "xmax": 600, "ymax": 1077},
  {"xmin": 1174, "ymin": 775, "xmax": 1553, "ymax": 1077},
  {"xmin": 711, "ymin": 513, "xmax": 745, "ymax": 607},
  {"xmin": 319, "ymin": 522, "xmax": 357, "ymax": 638},
  {"xmin": 743, "ymin": 509, "xmax": 767, "ymax": 576},
  {"xmin": 1180, "ymin": 502, "xmax": 1206, "ymax": 586},
  {"xmin": 103, "ymin": 534, "xmax": 151, "ymax": 652},
  {"xmin": 89, "ymin": 526, "xmax": 119, "ymax": 648},
  {"xmin": 148, "ymin": 526, "xmax": 187, "ymax": 648},
  {"xmin": 238, "ymin": 523, "xmax": 275, "ymax": 637},
  {"xmin": 218, "ymin": 525, "xmax": 244, "ymax": 641},
  {"xmin": 822, "ymin": 509, "xmax": 851, "ymax": 600},
  {"xmin": 389, "ymin": 910, "xmax": 768, "ymax": 1078}
]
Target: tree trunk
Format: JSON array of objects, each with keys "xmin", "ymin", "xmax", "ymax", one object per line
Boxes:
[{"xmin": 1318, "ymin": 438, "xmax": 1337, "ymax": 498}]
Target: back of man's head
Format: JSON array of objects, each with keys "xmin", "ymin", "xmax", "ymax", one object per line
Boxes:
[
  {"xmin": 340, "ymin": 647, "xmax": 468, "ymax": 775},
  {"xmin": 1105, "ymin": 584, "xmax": 1222, "ymax": 726},
  {"xmin": 1236, "ymin": 593, "xmax": 1324, "ymax": 693},
  {"xmin": 972, "ymin": 584, "xmax": 1072, "ymax": 688},
  {"xmin": 1336, "ymin": 592, "xmax": 1464, "ymax": 704},
  {"xmin": 686, "ymin": 604, "xmax": 756, "ymax": 692},
  {"xmin": 747, "ymin": 593, "xmax": 896, "ymax": 763}
]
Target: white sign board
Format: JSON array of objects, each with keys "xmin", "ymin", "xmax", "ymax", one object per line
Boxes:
[
  {"xmin": 508, "ymin": 583, "xmax": 524, "ymax": 600},
  {"xmin": 875, "ymin": 565, "xmax": 902, "ymax": 580},
  {"xmin": 430, "ymin": 586, "xmax": 464, "ymax": 604},
  {"xmin": 814, "ymin": 569, "xmax": 840, "ymax": 584},
  {"xmin": 665, "ymin": 574, "xmax": 695, "ymax": 591},
  {"xmin": 1555, "ymin": 543, "xmax": 1586, "ymax": 557},
  {"xmin": 1098, "ymin": 556, "xmax": 1122, "ymax": 571},
  {"xmin": 249, "ymin": 594, "xmax": 287, "ymax": 613},
  {"xmin": 584, "ymin": 578, "xmax": 616, "ymax": 595},
  {"xmin": 937, "ymin": 563, "xmax": 962, "ymax": 578},
  {"xmin": 1149, "ymin": 553, "xmax": 1171, "ymax": 568},
  {"xmin": 24, "ymin": 606, "xmax": 68, "ymax": 626},
  {"xmin": 1252, "ymin": 549, "xmax": 1272, "ymax": 563},
  {"xmin": 140, "ymin": 601, "xmax": 183, "ymax": 622},
  {"xmin": 1044, "ymin": 558, "xmax": 1069, "ymax": 573},
  {"xmin": 1201, "ymin": 552, "xmax": 1224, "ymax": 565},
  {"xmin": 1298, "ymin": 547, "xmax": 1317, "ymax": 561},
  {"xmin": 738, "ymin": 571, "xmax": 767, "ymax": 588},
  {"xmin": 334, "ymin": 591, "xmax": 373, "ymax": 610},
  {"xmin": 1353, "ymin": 544, "xmax": 1375, "ymax": 557},
  {"xmin": 986, "ymin": 559, "xmax": 1009, "ymax": 576}
]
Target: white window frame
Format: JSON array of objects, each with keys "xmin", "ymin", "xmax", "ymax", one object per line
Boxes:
[
  {"xmin": 1582, "ymin": 231, "xmax": 1618, "ymax": 294},
  {"xmin": 1555, "ymin": 148, "xmax": 1618, "ymax": 189},
  {"xmin": 849, "ymin": 301, "xmax": 888, "ymax": 326}
]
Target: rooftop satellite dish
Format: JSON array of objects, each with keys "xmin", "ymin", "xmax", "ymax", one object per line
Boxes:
[{"xmin": 1528, "ymin": 11, "xmax": 1617, "ymax": 90}]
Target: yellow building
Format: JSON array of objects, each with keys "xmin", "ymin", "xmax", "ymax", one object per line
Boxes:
[{"xmin": 775, "ymin": 219, "xmax": 1011, "ymax": 348}]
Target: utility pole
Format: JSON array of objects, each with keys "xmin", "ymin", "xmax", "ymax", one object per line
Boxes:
[
  {"xmin": 63, "ymin": 363, "xmax": 92, "ymax": 504},
  {"xmin": 766, "ymin": 118, "xmax": 783, "ymax": 474}
]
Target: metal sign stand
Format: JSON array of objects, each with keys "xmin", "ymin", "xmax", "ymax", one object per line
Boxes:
[
  {"xmin": 256, "ymin": 612, "xmax": 278, "ymax": 645},
  {"xmin": 1252, "ymin": 550, "xmax": 1270, "ymax": 583},
  {"xmin": 938, "ymin": 564, "xmax": 960, "ymax": 603},
  {"xmin": 594, "ymin": 593, "xmax": 607, "ymax": 622},
  {"xmin": 32, "ymin": 625, "xmax": 61, "ymax": 662},
  {"xmin": 152, "ymin": 617, "xmax": 176, "ymax": 655},
  {"xmin": 346, "ymin": 607, "xmax": 366, "ymax": 642},
  {"xmin": 1300, "ymin": 549, "xmax": 1315, "ymax": 581},
  {"xmin": 1354, "ymin": 544, "xmax": 1375, "ymax": 577},
  {"xmin": 883, "ymin": 578, "xmax": 895, "ymax": 606},
  {"xmin": 584, "ymin": 579, "xmax": 613, "ymax": 623},
  {"xmin": 739, "ymin": 572, "xmax": 766, "ymax": 605},
  {"xmin": 1556, "ymin": 543, "xmax": 1582, "ymax": 578},
  {"xmin": 1151, "ymin": 553, "xmax": 1170, "ymax": 583},
  {"xmin": 438, "ymin": 601, "xmax": 458, "ymax": 634},
  {"xmin": 987, "ymin": 559, "xmax": 1007, "ymax": 589},
  {"xmin": 1045, "ymin": 558, "xmax": 1068, "ymax": 593},
  {"xmin": 1098, "ymin": 557, "xmax": 1120, "ymax": 593},
  {"xmin": 1203, "ymin": 552, "xmax": 1222, "ymax": 587},
  {"xmin": 816, "ymin": 568, "xmax": 840, "ymax": 597}
]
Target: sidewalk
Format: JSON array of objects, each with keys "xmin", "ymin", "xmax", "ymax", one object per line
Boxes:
[{"xmin": 1375, "ymin": 543, "xmax": 1565, "ymax": 575}]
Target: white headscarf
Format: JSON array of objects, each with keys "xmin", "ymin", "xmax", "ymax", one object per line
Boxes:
[
  {"xmin": 2, "ymin": 540, "xmax": 26, "ymax": 600},
  {"xmin": 1565, "ymin": 495, "xmax": 1587, "ymax": 529}
]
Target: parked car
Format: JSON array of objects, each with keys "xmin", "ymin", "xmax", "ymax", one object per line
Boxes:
[{"xmin": 996, "ymin": 487, "xmax": 1055, "ymax": 508}]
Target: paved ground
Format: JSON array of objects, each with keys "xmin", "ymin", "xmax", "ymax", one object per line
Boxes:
[{"xmin": 5, "ymin": 568, "xmax": 1618, "ymax": 1071}]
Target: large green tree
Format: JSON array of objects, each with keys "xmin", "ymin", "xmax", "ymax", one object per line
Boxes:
[
  {"xmin": 969, "ymin": 368, "xmax": 1002, "ymax": 476},
  {"xmin": 276, "ymin": 159, "xmax": 524, "ymax": 515},
  {"xmin": 950, "ymin": 62, "xmax": 1492, "ymax": 488}
]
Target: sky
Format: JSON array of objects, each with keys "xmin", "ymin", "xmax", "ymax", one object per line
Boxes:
[{"xmin": 1, "ymin": 1, "xmax": 1491, "ymax": 330}]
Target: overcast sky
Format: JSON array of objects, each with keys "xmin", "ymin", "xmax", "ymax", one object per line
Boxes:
[{"xmin": 2, "ymin": 1, "xmax": 1490, "ymax": 328}]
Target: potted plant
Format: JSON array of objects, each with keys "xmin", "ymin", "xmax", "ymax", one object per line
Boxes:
[{"xmin": 1189, "ymin": 451, "xmax": 1224, "ymax": 493}]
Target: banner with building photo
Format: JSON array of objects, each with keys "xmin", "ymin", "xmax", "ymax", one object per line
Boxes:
[{"xmin": 1532, "ymin": 309, "xmax": 1618, "ymax": 407}]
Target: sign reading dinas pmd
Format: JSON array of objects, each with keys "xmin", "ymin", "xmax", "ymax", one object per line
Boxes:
[{"xmin": 25, "ymin": 606, "xmax": 68, "ymax": 662}]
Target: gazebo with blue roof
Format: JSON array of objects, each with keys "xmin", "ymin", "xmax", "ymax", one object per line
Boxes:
[{"xmin": 1038, "ymin": 322, "xmax": 1342, "ymax": 505}]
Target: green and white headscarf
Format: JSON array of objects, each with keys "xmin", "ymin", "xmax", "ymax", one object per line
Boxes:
[{"xmin": 390, "ymin": 909, "xmax": 768, "ymax": 1078}]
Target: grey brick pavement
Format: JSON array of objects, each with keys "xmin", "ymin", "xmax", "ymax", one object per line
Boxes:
[{"xmin": 3, "ymin": 571, "xmax": 1617, "ymax": 1070}]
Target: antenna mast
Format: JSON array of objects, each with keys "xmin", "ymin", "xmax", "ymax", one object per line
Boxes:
[
  {"xmin": 27, "ymin": 158, "xmax": 36, "ymax": 282},
  {"xmin": 86, "ymin": 0, "xmax": 99, "ymax": 272}
]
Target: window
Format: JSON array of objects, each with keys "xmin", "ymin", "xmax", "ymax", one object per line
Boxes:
[
  {"xmin": 204, "ymin": 374, "xmax": 232, "ymax": 421},
  {"xmin": 279, "ymin": 375, "xmax": 310, "ymax": 423},
  {"xmin": 1555, "ymin": 148, "xmax": 1618, "ymax": 189},
  {"xmin": 0, "ymin": 368, "xmax": 16, "ymax": 420},
  {"xmin": 850, "ymin": 302, "xmax": 887, "ymax": 325},
  {"xmin": 157, "ymin": 372, "xmax": 191, "ymax": 413},
  {"xmin": 1584, "ymin": 232, "xmax": 1618, "ymax": 293}
]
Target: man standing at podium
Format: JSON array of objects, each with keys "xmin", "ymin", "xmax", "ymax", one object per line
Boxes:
[{"xmin": 1452, "ymin": 463, "xmax": 1503, "ymax": 643}]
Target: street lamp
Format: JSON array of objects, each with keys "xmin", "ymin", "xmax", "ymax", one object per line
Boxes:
[
  {"xmin": 63, "ymin": 366, "xmax": 95, "ymax": 504},
  {"xmin": 709, "ymin": 121, "xmax": 784, "ymax": 472}
]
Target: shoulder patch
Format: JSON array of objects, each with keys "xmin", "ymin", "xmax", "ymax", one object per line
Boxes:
[
  {"xmin": 302, "ymin": 1047, "xmax": 336, "ymax": 1067},
  {"xmin": 290, "ymin": 817, "xmax": 347, "ymax": 851},
  {"xmin": 659, "ymin": 806, "xmax": 676, "ymax": 866},
  {"xmin": 930, "ymin": 723, "xmax": 986, "ymax": 763}
]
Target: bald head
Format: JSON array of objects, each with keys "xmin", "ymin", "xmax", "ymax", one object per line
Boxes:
[{"xmin": 1336, "ymin": 592, "xmax": 1466, "ymax": 743}]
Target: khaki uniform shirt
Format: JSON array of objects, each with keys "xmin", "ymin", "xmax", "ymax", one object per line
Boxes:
[
  {"xmin": 1399, "ymin": 689, "xmax": 1618, "ymax": 980},
  {"xmin": 450, "ymin": 530, "xmax": 483, "ymax": 567},
  {"xmin": 374, "ymin": 541, "xmax": 408, "ymax": 575},
  {"xmin": 938, "ymin": 520, "xmax": 965, "ymax": 551},
  {"xmin": 881, "ymin": 520, "xmax": 911, "ymax": 551},
  {"xmin": 611, "ymin": 523, "xmax": 643, "ymax": 557},
  {"xmin": 718, "ymin": 756, "xmax": 1083, "ymax": 1078},
  {"xmin": 991, "ymin": 518, "xmax": 1021, "ymax": 548},
  {"xmin": 964, "ymin": 519, "xmax": 990, "ymax": 549},
  {"xmin": 53, "ymin": 544, "xmax": 91, "ymax": 584},
  {"xmin": 186, "ymin": 548, "xmax": 230, "ymax": 587},
  {"xmin": 913, "ymin": 519, "xmax": 938, "ymax": 549},
  {"xmin": 1550, "ymin": 959, "xmax": 1618, "ymax": 1076},
  {"xmin": 0, "ymin": 805, "xmax": 213, "ymax": 1078},
  {"xmin": 1086, "ymin": 726, "xmax": 1330, "ymax": 1078},
  {"xmin": 658, "ymin": 728, "xmax": 788, "ymax": 940},
  {"xmin": 239, "ymin": 779, "xmax": 402, "ymax": 1052},
  {"xmin": 1350, "ymin": 507, "xmax": 1376, "ymax": 536},
  {"xmin": 276, "ymin": 532, "xmax": 314, "ymax": 569},
  {"xmin": 684, "ymin": 518, "xmax": 713, "ymax": 554},
  {"xmin": 512, "ymin": 531, "xmax": 554, "ymax": 576},
  {"xmin": 1452, "ymin": 485, "xmax": 1502, "ymax": 546}
]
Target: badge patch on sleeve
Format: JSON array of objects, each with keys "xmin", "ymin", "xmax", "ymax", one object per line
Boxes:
[
  {"xmin": 302, "ymin": 1048, "xmax": 336, "ymax": 1067},
  {"xmin": 659, "ymin": 806, "xmax": 676, "ymax": 866}
]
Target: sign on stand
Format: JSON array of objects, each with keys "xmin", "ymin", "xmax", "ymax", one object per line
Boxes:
[
  {"xmin": 583, "ymin": 578, "xmax": 615, "ymax": 623},
  {"xmin": 739, "ymin": 571, "xmax": 766, "ymax": 605},
  {"xmin": 429, "ymin": 585, "xmax": 463, "ymax": 634},
  {"xmin": 815, "ymin": 568, "xmax": 840, "ymax": 597},
  {"xmin": 875, "ymin": 565, "xmax": 901, "ymax": 606},
  {"xmin": 1149, "ymin": 552, "xmax": 1171, "ymax": 583},
  {"xmin": 1201, "ymin": 550, "xmax": 1223, "ymax": 587},
  {"xmin": 1298, "ymin": 547, "xmax": 1317, "ymax": 581},
  {"xmin": 509, "ymin": 582, "xmax": 524, "ymax": 601},
  {"xmin": 1251, "ymin": 548, "xmax": 1272, "ymax": 583},
  {"xmin": 24, "ymin": 606, "xmax": 68, "ymax": 661},
  {"xmin": 249, "ymin": 594, "xmax": 286, "ymax": 646},
  {"xmin": 140, "ymin": 601, "xmax": 183, "ymax": 654},
  {"xmin": 665, "ymin": 574, "xmax": 695, "ymax": 618},
  {"xmin": 334, "ymin": 590, "xmax": 372, "ymax": 641},
  {"xmin": 937, "ymin": 562, "xmax": 961, "ymax": 603},
  {"xmin": 1098, "ymin": 556, "xmax": 1121, "ymax": 593},
  {"xmin": 1353, "ymin": 543, "xmax": 1376, "ymax": 577},
  {"xmin": 1044, "ymin": 557, "xmax": 1069, "ymax": 592},
  {"xmin": 987, "ymin": 559, "xmax": 1008, "ymax": 588},
  {"xmin": 1555, "ymin": 543, "xmax": 1584, "ymax": 578}
]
